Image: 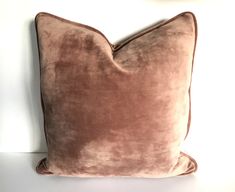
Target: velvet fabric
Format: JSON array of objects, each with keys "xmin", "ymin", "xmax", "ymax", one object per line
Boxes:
[{"xmin": 35, "ymin": 12, "xmax": 197, "ymax": 177}]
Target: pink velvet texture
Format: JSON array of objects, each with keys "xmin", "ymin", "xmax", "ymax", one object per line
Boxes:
[{"xmin": 35, "ymin": 11, "xmax": 198, "ymax": 178}]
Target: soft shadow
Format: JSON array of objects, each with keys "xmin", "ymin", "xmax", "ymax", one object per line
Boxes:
[
  {"xmin": 48, "ymin": 174, "xmax": 199, "ymax": 192},
  {"xmin": 26, "ymin": 20, "xmax": 47, "ymax": 152}
]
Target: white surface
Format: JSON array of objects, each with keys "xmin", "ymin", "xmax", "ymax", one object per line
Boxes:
[{"xmin": 0, "ymin": 153, "xmax": 234, "ymax": 192}]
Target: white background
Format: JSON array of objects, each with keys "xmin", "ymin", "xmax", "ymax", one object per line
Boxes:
[{"xmin": 1, "ymin": 0, "xmax": 235, "ymax": 189}]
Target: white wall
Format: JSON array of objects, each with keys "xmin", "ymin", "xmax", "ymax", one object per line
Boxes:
[{"xmin": 1, "ymin": 0, "xmax": 235, "ymax": 179}]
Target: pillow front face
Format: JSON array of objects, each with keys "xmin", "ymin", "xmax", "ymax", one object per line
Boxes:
[{"xmin": 35, "ymin": 12, "xmax": 197, "ymax": 178}]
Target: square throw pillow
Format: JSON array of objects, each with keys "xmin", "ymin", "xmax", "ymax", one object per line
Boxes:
[{"xmin": 35, "ymin": 11, "xmax": 197, "ymax": 178}]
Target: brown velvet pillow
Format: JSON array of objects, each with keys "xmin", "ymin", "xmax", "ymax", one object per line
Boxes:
[{"xmin": 35, "ymin": 12, "xmax": 197, "ymax": 178}]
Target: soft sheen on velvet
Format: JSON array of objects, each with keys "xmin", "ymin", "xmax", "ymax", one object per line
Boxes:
[{"xmin": 35, "ymin": 12, "xmax": 197, "ymax": 178}]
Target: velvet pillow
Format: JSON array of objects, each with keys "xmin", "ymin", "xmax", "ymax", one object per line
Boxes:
[{"xmin": 35, "ymin": 12, "xmax": 197, "ymax": 178}]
